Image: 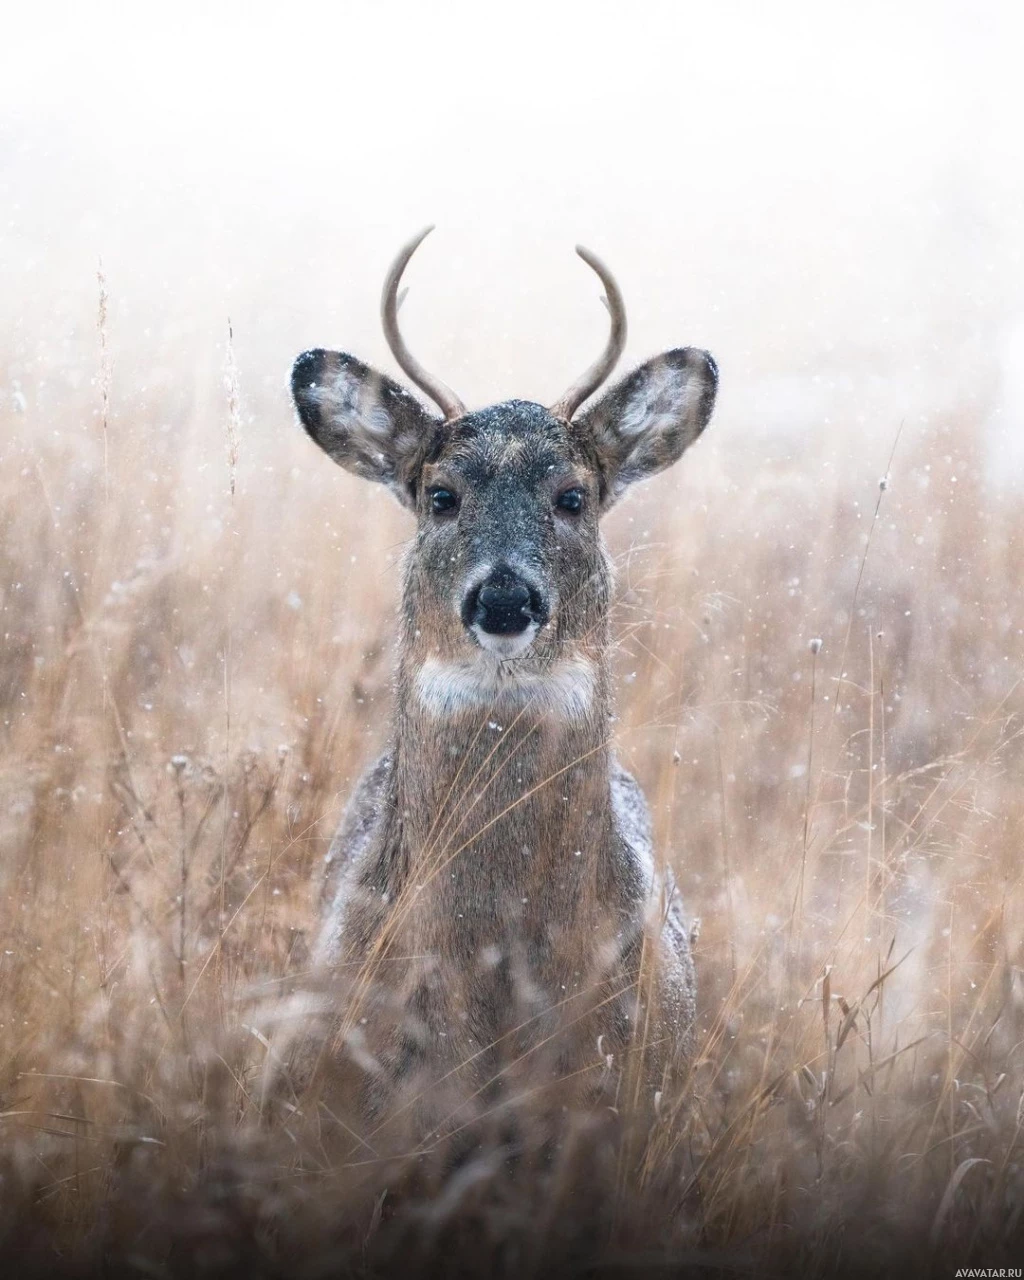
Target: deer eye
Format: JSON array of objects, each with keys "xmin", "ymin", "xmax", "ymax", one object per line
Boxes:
[
  {"xmin": 555, "ymin": 487, "xmax": 585, "ymax": 515},
  {"xmin": 428, "ymin": 487, "xmax": 459, "ymax": 515}
]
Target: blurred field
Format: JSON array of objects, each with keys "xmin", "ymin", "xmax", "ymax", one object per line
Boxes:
[
  {"xmin": 3, "ymin": 2, "xmax": 1024, "ymax": 1275},
  {"xmin": 1, "ymin": 272, "xmax": 1022, "ymax": 1274}
]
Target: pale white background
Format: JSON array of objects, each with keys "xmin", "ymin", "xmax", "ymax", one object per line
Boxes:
[{"xmin": 2, "ymin": 0, "xmax": 1022, "ymax": 473}]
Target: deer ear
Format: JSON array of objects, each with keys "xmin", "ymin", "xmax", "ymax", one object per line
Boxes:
[
  {"xmin": 291, "ymin": 349, "xmax": 440, "ymax": 508},
  {"xmin": 577, "ymin": 348, "xmax": 717, "ymax": 508}
]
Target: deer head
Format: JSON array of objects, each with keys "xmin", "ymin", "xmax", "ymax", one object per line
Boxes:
[{"xmin": 292, "ymin": 229, "xmax": 717, "ymax": 701}]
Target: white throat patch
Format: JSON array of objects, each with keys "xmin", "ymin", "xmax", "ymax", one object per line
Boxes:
[{"xmin": 414, "ymin": 653, "xmax": 597, "ymax": 721}]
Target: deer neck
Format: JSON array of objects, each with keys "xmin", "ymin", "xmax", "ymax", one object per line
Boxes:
[{"xmin": 391, "ymin": 636, "xmax": 614, "ymax": 945}]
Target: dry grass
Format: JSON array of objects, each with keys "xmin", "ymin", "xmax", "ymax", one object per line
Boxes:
[{"xmin": 1, "ymin": 290, "xmax": 1022, "ymax": 1279}]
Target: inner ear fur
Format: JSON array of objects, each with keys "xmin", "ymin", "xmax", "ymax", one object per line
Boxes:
[
  {"xmin": 291, "ymin": 348, "xmax": 440, "ymax": 506},
  {"xmin": 577, "ymin": 347, "xmax": 718, "ymax": 506}
]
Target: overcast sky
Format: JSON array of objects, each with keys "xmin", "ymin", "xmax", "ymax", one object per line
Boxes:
[{"xmin": 2, "ymin": 1, "xmax": 1022, "ymax": 467}]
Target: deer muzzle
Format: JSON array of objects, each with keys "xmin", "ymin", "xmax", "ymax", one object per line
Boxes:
[{"xmin": 462, "ymin": 566, "xmax": 550, "ymax": 656}]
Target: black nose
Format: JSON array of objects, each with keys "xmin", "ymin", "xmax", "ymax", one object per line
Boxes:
[{"xmin": 463, "ymin": 568, "xmax": 550, "ymax": 636}]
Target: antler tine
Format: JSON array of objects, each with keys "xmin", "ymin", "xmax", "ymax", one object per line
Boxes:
[
  {"xmin": 550, "ymin": 245, "xmax": 627, "ymax": 421},
  {"xmin": 381, "ymin": 226, "xmax": 466, "ymax": 421}
]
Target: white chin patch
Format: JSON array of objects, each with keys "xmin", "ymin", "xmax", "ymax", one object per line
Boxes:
[{"xmin": 470, "ymin": 623, "xmax": 538, "ymax": 658}]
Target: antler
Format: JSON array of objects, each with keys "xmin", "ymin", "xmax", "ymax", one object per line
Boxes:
[
  {"xmin": 549, "ymin": 246, "xmax": 627, "ymax": 421},
  {"xmin": 381, "ymin": 226, "xmax": 466, "ymax": 421}
]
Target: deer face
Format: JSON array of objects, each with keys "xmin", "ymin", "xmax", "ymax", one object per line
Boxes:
[
  {"xmin": 291, "ymin": 231, "xmax": 717, "ymax": 687},
  {"xmin": 408, "ymin": 399, "xmax": 601, "ymax": 664}
]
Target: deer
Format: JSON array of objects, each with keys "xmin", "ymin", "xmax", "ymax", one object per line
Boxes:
[{"xmin": 290, "ymin": 229, "xmax": 717, "ymax": 1129}]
